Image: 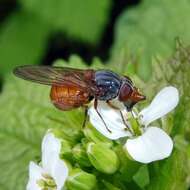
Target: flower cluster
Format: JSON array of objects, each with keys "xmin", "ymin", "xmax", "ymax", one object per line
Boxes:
[{"xmin": 27, "ymin": 86, "xmax": 179, "ymax": 189}]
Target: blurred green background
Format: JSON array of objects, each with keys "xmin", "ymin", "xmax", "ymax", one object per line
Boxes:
[{"xmin": 1, "ymin": 0, "xmax": 190, "ymax": 189}]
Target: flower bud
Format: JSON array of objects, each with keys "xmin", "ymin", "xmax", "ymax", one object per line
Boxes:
[
  {"xmin": 87, "ymin": 142, "xmax": 119, "ymax": 174},
  {"xmin": 72, "ymin": 144, "xmax": 91, "ymax": 167},
  {"xmin": 61, "ymin": 139, "xmax": 72, "ymax": 152},
  {"xmin": 51, "ymin": 127, "xmax": 83, "ymax": 145},
  {"xmin": 66, "ymin": 168, "xmax": 97, "ymax": 190},
  {"xmin": 84, "ymin": 125, "xmax": 113, "ymax": 147},
  {"xmin": 102, "ymin": 180, "xmax": 120, "ymax": 190}
]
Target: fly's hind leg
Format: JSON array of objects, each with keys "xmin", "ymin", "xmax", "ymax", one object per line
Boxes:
[
  {"xmin": 82, "ymin": 105, "xmax": 88, "ymax": 128},
  {"xmin": 94, "ymin": 99, "xmax": 112, "ymax": 133},
  {"xmin": 106, "ymin": 100, "xmax": 132, "ymax": 133},
  {"xmin": 106, "ymin": 100, "xmax": 120, "ymax": 110}
]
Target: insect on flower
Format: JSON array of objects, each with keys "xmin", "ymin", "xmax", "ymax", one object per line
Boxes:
[{"xmin": 13, "ymin": 66, "xmax": 146, "ymax": 131}]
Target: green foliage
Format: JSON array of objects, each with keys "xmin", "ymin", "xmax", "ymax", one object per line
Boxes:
[
  {"xmin": 19, "ymin": 0, "xmax": 112, "ymax": 44},
  {"xmin": 147, "ymin": 150, "xmax": 188, "ymax": 190},
  {"xmin": 133, "ymin": 165, "xmax": 149, "ymax": 189},
  {"xmin": 111, "ymin": 0, "xmax": 190, "ymax": 79},
  {"xmin": 0, "ymin": 11, "xmax": 50, "ymax": 75},
  {"xmin": 147, "ymin": 40, "xmax": 190, "ymax": 136},
  {"xmin": 144, "ymin": 41, "xmax": 190, "ymax": 190},
  {"xmin": 0, "ymin": 78, "xmax": 47, "ymax": 189}
]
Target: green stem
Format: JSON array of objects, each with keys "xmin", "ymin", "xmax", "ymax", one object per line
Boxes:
[{"xmin": 128, "ymin": 115, "xmax": 142, "ymax": 136}]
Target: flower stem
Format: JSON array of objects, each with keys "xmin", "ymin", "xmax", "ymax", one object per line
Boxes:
[{"xmin": 128, "ymin": 113, "xmax": 142, "ymax": 136}]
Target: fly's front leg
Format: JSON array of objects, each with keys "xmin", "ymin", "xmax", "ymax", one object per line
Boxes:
[
  {"xmin": 94, "ymin": 99, "xmax": 111, "ymax": 133},
  {"xmin": 119, "ymin": 110, "xmax": 133, "ymax": 134},
  {"xmin": 106, "ymin": 100, "xmax": 132, "ymax": 133}
]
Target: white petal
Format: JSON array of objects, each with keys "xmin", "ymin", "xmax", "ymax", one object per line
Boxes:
[
  {"xmin": 125, "ymin": 127, "xmax": 173, "ymax": 163},
  {"xmin": 41, "ymin": 133, "xmax": 61, "ymax": 174},
  {"xmin": 51, "ymin": 159, "xmax": 69, "ymax": 190},
  {"xmin": 88, "ymin": 101, "xmax": 132, "ymax": 140},
  {"xmin": 26, "ymin": 162, "xmax": 44, "ymax": 190},
  {"xmin": 139, "ymin": 86, "xmax": 179, "ymax": 126}
]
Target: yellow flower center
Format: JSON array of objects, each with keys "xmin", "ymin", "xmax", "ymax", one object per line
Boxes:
[{"xmin": 37, "ymin": 173, "xmax": 57, "ymax": 190}]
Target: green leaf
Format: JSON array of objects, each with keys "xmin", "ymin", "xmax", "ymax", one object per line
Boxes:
[
  {"xmin": 0, "ymin": 11, "xmax": 50, "ymax": 75},
  {"xmin": 133, "ymin": 165, "xmax": 150, "ymax": 189},
  {"xmin": 111, "ymin": 0, "xmax": 190, "ymax": 79},
  {"xmin": 0, "ymin": 57, "xmax": 91, "ymax": 189},
  {"xmin": 102, "ymin": 180, "xmax": 121, "ymax": 190},
  {"xmin": 147, "ymin": 150, "xmax": 188, "ymax": 190},
  {"xmin": 19, "ymin": 0, "xmax": 112, "ymax": 44}
]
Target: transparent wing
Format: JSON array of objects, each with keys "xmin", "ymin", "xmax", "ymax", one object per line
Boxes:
[{"xmin": 13, "ymin": 65, "xmax": 94, "ymax": 89}]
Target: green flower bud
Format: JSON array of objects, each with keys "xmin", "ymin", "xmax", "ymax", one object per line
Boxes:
[
  {"xmin": 87, "ymin": 142, "xmax": 119, "ymax": 174},
  {"xmin": 66, "ymin": 168, "xmax": 97, "ymax": 190},
  {"xmin": 84, "ymin": 125, "xmax": 113, "ymax": 147},
  {"xmin": 61, "ymin": 139, "xmax": 72, "ymax": 153},
  {"xmin": 81, "ymin": 138, "xmax": 89, "ymax": 147},
  {"xmin": 72, "ymin": 144, "xmax": 91, "ymax": 167},
  {"xmin": 51, "ymin": 127, "xmax": 83, "ymax": 145}
]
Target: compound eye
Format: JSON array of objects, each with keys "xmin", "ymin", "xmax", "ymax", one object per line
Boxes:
[{"xmin": 118, "ymin": 83, "xmax": 133, "ymax": 102}]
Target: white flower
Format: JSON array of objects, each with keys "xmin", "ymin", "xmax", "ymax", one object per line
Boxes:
[
  {"xmin": 88, "ymin": 86, "xmax": 179, "ymax": 163},
  {"xmin": 27, "ymin": 133, "xmax": 69, "ymax": 190}
]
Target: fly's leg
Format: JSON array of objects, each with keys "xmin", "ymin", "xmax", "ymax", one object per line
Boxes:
[
  {"xmin": 106, "ymin": 100, "xmax": 132, "ymax": 133},
  {"xmin": 106, "ymin": 100, "xmax": 120, "ymax": 110},
  {"xmin": 119, "ymin": 110, "xmax": 133, "ymax": 134},
  {"xmin": 131, "ymin": 110, "xmax": 137, "ymax": 118},
  {"xmin": 94, "ymin": 99, "xmax": 112, "ymax": 133},
  {"xmin": 82, "ymin": 105, "xmax": 88, "ymax": 128}
]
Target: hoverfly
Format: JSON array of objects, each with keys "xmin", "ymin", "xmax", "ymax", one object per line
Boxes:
[{"xmin": 13, "ymin": 66, "xmax": 145, "ymax": 132}]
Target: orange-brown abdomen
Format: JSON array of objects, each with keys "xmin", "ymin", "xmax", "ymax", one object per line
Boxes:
[{"xmin": 50, "ymin": 85, "xmax": 91, "ymax": 111}]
